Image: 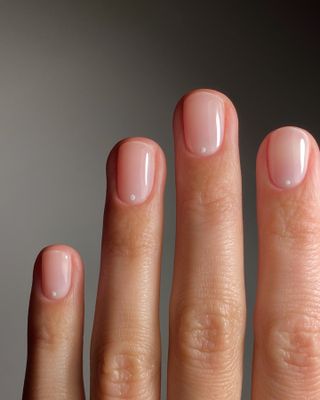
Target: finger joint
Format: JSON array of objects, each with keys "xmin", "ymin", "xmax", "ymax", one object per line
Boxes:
[
  {"xmin": 93, "ymin": 345, "xmax": 158, "ymax": 399},
  {"xmin": 172, "ymin": 301, "xmax": 245, "ymax": 371}
]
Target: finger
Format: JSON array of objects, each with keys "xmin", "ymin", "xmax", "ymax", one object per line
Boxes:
[
  {"xmin": 90, "ymin": 138, "xmax": 166, "ymax": 399},
  {"xmin": 253, "ymin": 127, "xmax": 320, "ymax": 399},
  {"xmin": 168, "ymin": 89, "xmax": 246, "ymax": 400},
  {"xmin": 23, "ymin": 244, "xmax": 85, "ymax": 400}
]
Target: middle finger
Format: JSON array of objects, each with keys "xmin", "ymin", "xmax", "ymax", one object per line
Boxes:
[{"xmin": 168, "ymin": 89, "xmax": 246, "ymax": 400}]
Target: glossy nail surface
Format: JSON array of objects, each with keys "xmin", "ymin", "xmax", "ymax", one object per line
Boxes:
[
  {"xmin": 41, "ymin": 249, "xmax": 72, "ymax": 300},
  {"xmin": 267, "ymin": 126, "xmax": 309, "ymax": 189},
  {"xmin": 117, "ymin": 141, "xmax": 155, "ymax": 204},
  {"xmin": 182, "ymin": 90, "xmax": 225, "ymax": 156}
]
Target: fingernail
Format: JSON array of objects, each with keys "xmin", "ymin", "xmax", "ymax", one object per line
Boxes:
[
  {"xmin": 117, "ymin": 141, "xmax": 155, "ymax": 204},
  {"xmin": 182, "ymin": 90, "xmax": 225, "ymax": 156},
  {"xmin": 41, "ymin": 249, "xmax": 72, "ymax": 300},
  {"xmin": 267, "ymin": 126, "xmax": 310, "ymax": 189}
]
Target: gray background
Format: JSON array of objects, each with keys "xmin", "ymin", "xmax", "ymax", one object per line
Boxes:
[{"xmin": 0, "ymin": 1, "xmax": 319, "ymax": 398}]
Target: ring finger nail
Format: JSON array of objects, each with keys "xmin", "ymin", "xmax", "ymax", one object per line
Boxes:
[
  {"xmin": 267, "ymin": 126, "xmax": 310, "ymax": 188},
  {"xmin": 182, "ymin": 90, "xmax": 225, "ymax": 156},
  {"xmin": 117, "ymin": 140, "xmax": 155, "ymax": 204}
]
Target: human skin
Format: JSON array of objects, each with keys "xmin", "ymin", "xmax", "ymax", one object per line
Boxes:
[{"xmin": 22, "ymin": 88, "xmax": 320, "ymax": 399}]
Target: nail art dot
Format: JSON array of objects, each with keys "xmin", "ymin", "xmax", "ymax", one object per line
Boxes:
[
  {"xmin": 52, "ymin": 291, "xmax": 57, "ymax": 298},
  {"xmin": 129, "ymin": 193, "xmax": 136, "ymax": 202},
  {"xmin": 285, "ymin": 179, "xmax": 292, "ymax": 186},
  {"xmin": 200, "ymin": 146, "xmax": 207, "ymax": 154}
]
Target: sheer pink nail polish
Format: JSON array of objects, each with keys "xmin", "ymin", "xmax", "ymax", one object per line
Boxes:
[
  {"xmin": 182, "ymin": 90, "xmax": 225, "ymax": 156},
  {"xmin": 41, "ymin": 249, "xmax": 72, "ymax": 300},
  {"xmin": 117, "ymin": 141, "xmax": 155, "ymax": 204},
  {"xmin": 267, "ymin": 127, "xmax": 310, "ymax": 189}
]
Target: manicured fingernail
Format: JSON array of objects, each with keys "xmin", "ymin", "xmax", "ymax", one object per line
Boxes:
[
  {"xmin": 267, "ymin": 127, "xmax": 310, "ymax": 189},
  {"xmin": 182, "ymin": 90, "xmax": 225, "ymax": 156},
  {"xmin": 117, "ymin": 141, "xmax": 155, "ymax": 204},
  {"xmin": 41, "ymin": 249, "xmax": 72, "ymax": 300}
]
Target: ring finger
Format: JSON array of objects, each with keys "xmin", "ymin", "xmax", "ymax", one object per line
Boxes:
[{"xmin": 90, "ymin": 137, "xmax": 166, "ymax": 399}]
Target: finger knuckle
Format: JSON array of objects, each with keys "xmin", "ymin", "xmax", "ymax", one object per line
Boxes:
[
  {"xmin": 263, "ymin": 313, "xmax": 320, "ymax": 379},
  {"xmin": 181, "ymin": 187, "xmax": 239, "ymax": 230},
  {"xmin": 93, "ymin": 345, "xmax": 158, "ymax": 399},
  {"xmin": 30, "ymin": 316, "xmax": 71, "ymax": 348},
  {"xmin": 104, "ymin": 215, "xmax": 157, "ymax": 260},
  {"xmin": 173, "ymin": 301, "xmax": 244, "ymax": 370},
  {"xmin": 268, "ymin": 195, "xmax": 320, "ymax": 251}
]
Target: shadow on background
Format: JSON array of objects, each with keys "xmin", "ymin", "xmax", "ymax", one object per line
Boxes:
[{"xmin": 0, "ymin": 1, "xmax": 319, "ymax": 398}]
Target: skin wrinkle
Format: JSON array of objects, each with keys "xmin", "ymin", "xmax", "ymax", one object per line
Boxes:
[
  {"xmin": 265, "ymin": 198, "xmax": 320, "ymax": 247},
  {"xmin": 92, "ymin": 343, "xmax": 159, "ymax": 399}
]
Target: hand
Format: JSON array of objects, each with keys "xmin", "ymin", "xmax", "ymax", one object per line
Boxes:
[{"xmin": 22, "ymin": 88, "xmax": 320, "ymax": 399}]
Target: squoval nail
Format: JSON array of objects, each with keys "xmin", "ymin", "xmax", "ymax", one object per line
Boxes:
[
  {"xmin": 41, "ymin": 249, "xmax": 72, "ymax": 300},
  {"xmin": 117, "ymin": 141, "xmax": 155, "ymax": 204},
  {"xmin": 182, "ymin": 90, "xmax": 225, "ymax": 156},
  {"xmin": 267, "ymin": 126, "xmax": 309, "ymax": 189}
]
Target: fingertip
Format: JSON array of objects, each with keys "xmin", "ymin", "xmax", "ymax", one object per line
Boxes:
[
  {"xmin": 173, "ymin": 88, "xmax": 239, "ymax": 129},
  {"xmin": 173, "ymin": 87, "xmax": 238, "ymax": 113},
  {"xmin": 37, "ymin": 243, "xmax": 84, "ymax": 272}
]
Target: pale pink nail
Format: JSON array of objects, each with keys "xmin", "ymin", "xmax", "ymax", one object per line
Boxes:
[
  {"xmin": 41, "ymin": 249, "xmax": 72, "ymax": 300},
  {"xmin": 182, "ymin": 90, "xmax": 225, "ymax": 156},
  {"xmin": 117, "ymin": 141, "xmax": 155, "ymax": 204},
  {"xmin": 267, "ymin": 127, "xmax": 310, "ymax": 189}
]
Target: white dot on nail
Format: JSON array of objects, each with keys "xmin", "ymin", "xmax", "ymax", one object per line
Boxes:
[
  {"xmin": 52, "ymin": 291, "xmax": 57, "ymax": 298},
  {"xmin": 285, "ymin": 179, "xmax": 292, "ymax": 186},
  {"xmin": 129, "ymin": 194, "xmax": 136, "ymax": 201},
  {"xmin": 200, "ymin": 146, "xmax": 207, "ymax": 154}
]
